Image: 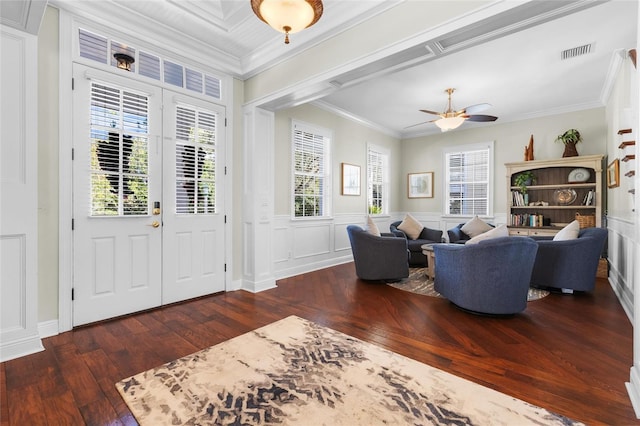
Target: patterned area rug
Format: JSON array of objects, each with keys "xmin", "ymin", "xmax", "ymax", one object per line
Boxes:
[
  {"xmin": 388, "ymin": 268, "xmax": 550, "ymax": 301},
  {"xmin": 116, "ymin": 316, "xmax": 581, "ymax": 425}
]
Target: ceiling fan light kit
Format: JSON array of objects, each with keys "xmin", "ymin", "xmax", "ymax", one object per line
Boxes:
[
  {"xmin": 408, "ymin": 88, "xmax": 498, "ymax": 132},
  {"xmin": 251, "ymin": 0, "xmax": 323, "ymax": 44}
]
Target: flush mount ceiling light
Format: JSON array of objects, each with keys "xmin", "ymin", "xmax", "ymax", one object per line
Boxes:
[
  {"xmin": 114, "ymin": 53, "xmax": 134, "ymax": 71},
  {"xmin": 251, "ymin": 0, "xmax": 323, "ymax": 44}
]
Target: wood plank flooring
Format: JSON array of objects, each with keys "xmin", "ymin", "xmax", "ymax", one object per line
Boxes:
[{"xmin": 1, "ymin": 262, "xmax": 636, "ymax": 425}]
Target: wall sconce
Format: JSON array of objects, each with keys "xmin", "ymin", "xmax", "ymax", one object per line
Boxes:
[
  {"xmin": 251, "ymin": 0, "xmax": 323, "ymax": 44},
  {"xmin": 114, "ymin": 53, "xmax": 134, "ymax": 71}
]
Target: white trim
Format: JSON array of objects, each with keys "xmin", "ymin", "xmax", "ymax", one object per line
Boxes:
[
  {"xmin": 38, "ymin": 320, "xmax": 60, "ymax": 339},
  {"xmin": 313, "ymin": 100, "xmax": 400, "ymax": 139},
  {"xmin": 0, "ymin": 335, "xmax": 44, "ymax": 363},
  {"xmin": 601, "ymin": 49, "xmax": 628, "ymax": 105},
  {"xmin": 58, "ymin": 9, "xmax": 74, "ymax": 333}
]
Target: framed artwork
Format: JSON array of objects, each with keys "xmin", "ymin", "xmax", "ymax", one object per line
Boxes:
[
  {"xmin": 607, "ymin": 159, "xmax": 620, "ymax": 188},
  {"xmin": 408, "ymin": 172, "xmax": 434, "ymax": 198},
  {"xmin": 341, "ymin": 163, "xmax": 361, "ymax": 196}
]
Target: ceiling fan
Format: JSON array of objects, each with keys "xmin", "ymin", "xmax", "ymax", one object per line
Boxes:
[{"xmin": 407, "ymin": 88, "xmax": 498, "ymax": 131}]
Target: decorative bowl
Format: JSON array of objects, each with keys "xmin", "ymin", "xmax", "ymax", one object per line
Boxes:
[{"xmin": 553, "ymin": 188, "xmax": 577, "ymax": 205}]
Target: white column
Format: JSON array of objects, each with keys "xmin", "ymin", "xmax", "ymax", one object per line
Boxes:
[
  {"xmin": 0, "ymin": 25, "xmax": 43, "ymax": 361},
  {"xmin": 626, "ymin": 2, "xmax": 640, "ymax": 416},
  {"xmin": 241, "ymin": 106, "xmax": 276, "ymax": 292}
]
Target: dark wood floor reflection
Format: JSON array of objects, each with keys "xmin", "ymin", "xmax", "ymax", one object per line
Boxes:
[{"xmin": 1, "ymin": 262, "xmax": 636, "ymax": 425}]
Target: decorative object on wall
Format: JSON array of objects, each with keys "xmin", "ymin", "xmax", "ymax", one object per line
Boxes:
[
  {"xmin": 251, "ymin": 0, "xmax": 323, "ymax": 44},
  {"xmin": 607, "ymin": 158, "xmax": 620, "ymax": 188},
  {"xmin": 405, "ymin": 88, "xmax": 498, "ymax": 132},
  {"xmin": 524, "ymin": 134, "xmax": 534, "ymax": 161},
  {"xmin": 341, "ymin": 163, "xmax": 360, "ymax": 196},
  {"xmin": 408, "ymin": 172, "xmax": 433, "ymax": 198},
  {"xmin": 555, "ymin": 129, "xmax": 582, "ymax": 157}
]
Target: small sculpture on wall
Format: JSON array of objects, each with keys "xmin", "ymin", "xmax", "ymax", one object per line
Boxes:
[{"xmin": 524, "ymin": 134, "xmax": 534, "ymax": 161}]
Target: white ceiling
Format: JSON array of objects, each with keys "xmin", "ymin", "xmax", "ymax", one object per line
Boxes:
[{"xmin": 5, "ymin": 0, "xmax": 638, "ymax": 138}]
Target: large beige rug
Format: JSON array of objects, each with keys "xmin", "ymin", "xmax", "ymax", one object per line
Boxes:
[
  {"xmin": 116, "ymin": 316, "xmax": 580, "ymax": 425},
  {"xmin": 388, "ymin": 268, "xmax": 550, "ymax": 301}
]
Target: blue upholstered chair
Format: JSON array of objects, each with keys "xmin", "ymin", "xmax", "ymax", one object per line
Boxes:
[
  {"xmin": 434, "ymin": 237, "xmax": 538, "ymax": 315},
  {"xmin": 390, "ymin": 221, "xmax": 443, "ymax": 266},
  {"xmin": 347, "ymin": 225, "xmax": 409, "ymax": 281},
  {"xmin": 530, "ymin": 227, "xmax": 607, "ymax": 293}
]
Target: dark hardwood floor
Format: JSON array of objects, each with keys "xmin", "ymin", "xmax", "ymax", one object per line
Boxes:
[{"xmin": 1, "ymin": 262, "xmax": 636, "ymax": 425}]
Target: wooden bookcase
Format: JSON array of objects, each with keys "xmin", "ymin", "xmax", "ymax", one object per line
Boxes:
[{"xmin": 505, "ymin": 155, "xmax": 604, "ymax": 236}]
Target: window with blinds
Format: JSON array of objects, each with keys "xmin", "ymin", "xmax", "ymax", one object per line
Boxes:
[
  {"xmin": 90, "ymin": 82, "xmax": 149, "ymax": 216},
  {"xmin": 445, "ymin": 144, "xmax": 492, "ymax": 216},
  {"xmin": 292, "ymin": 122, "xmax": 331, "ymax": 218},
  {"xmin": 367, "ymin": 145, "xmax": 388, "ymax": 215},
  {"xmin": 175, "ymin": 105, "xmax": 217, "ymax": 214},
  {"xmin": 78, "ymin": 28, "xmax": 222, "ymax": 100}
]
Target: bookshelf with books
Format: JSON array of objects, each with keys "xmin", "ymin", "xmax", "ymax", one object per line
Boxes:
[{"xmin": 505, "ymin": 155, "xmax": 604, "ymax": 237}]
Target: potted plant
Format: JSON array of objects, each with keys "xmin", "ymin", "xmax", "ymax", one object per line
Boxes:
[
  {"xmin": 514, "ymin": 171, "xmax": 536, "ymax": 194},
  {"xmin": 555, "ymin": 129, "xmax": 582, "ymax": 157}
]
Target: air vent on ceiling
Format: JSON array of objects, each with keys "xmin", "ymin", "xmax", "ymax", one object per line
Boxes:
[{"xmin": 561, "ymin": 43, "xmax": 593, "ymax": 60}]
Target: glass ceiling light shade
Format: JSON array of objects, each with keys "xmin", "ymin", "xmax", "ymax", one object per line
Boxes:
[
  {"xmin": 435, "ymin": 116, "xmax": 465, "ymax": 132},
  {"xmin": 251, "ymin": 0, "xmax": 323, "ymax": 44}
]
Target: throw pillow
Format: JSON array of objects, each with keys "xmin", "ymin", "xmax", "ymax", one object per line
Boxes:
[
  {"xmin": 461, "ymin": 216, "xmax": 493, "ymax": 238},
  {"xmin": 465, "ymin": 224, "xmax": 509, "ymax": 244},
  {"xmin": 553, "ymin": 220, "xmax": 580, "ymax": 241},
  {"xmin": 366, "ymin": 216, "xmax": 381, "ymax": 237},
  {"xmin": 397, "ymin": 213, "xmax": 424, "ymax": 240}
]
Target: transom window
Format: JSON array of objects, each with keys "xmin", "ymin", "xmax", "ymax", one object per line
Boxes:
[
  {"xmin": 444, "ymin": 142, "xmax": 493, "ymax": 216},
  {"xmin": 292, "ymin": 121, "xmax": 331, "ymax": 218}
]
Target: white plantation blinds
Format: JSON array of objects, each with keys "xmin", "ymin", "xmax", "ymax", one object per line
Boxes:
[
  {"xmin": 367, "ymin": 146, "xmax": 387, "ymax": 215},
  {"xmin": 445, "ymin": 146, "xmax": 491, "ymax": 216},
  {"xmin": 175, "ymin": 105, "xmax": 217, "ymax": 214},
  {"xmin": 89, "ymin": 82, "xmax": 150, "ymax": 216},
  {"xmin": 293, "ymin": 122, "xmax": 331, "ymax": 218}
]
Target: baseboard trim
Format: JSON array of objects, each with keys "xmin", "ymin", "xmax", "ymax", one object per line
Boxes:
[
  {"xmin": 626, "ymin": 366, "xmax": 640, "ymax": 419},
  {"xmin": 0, "ymin": 334, "xmax": 44, "ymax": 363},
  {"xmin": 38, "ymin": 320, "xmax": 60, "ymax": 339}
]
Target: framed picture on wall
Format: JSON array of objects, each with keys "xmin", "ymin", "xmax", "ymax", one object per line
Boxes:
[
  {"xmin": 341, "ymin": 163, "xmax": 361, "ymax": 196},
  {"xmin": 607, "ymin": 159, "xmax": 620, "ymax": 188},
  {"xmin": 408, "ymin": 172, "xmax": 434, "ymax": 198}
]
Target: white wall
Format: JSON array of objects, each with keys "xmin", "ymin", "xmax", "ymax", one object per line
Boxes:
[{"xmin": 401, "ymin": 108, "xmax": 607, "ymax": 217}]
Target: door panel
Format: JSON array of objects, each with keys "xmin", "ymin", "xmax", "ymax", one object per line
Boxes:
[
  {"xmin": 162, "ymin": 91, "xmax": 226, "ymax": 304},
  {"xmin": 73, "ymin": 64, "xmax": 163, "ymax": 326}
]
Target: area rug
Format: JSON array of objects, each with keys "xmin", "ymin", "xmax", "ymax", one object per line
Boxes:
[
  {"xmin": 116, "ymin": 315, "xmax": 581, "ymax": 425},
  {"xmin": 388, "ymin": 268, "xmax": 550, "ymax": 301}
]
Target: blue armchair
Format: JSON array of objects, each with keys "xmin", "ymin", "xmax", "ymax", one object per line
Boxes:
[
  {"xmin": 434, "ymin": 237, "xmax": 538, "ymax": 315},
  {"xmin": 390, "ymin": 221, "xmax": 443, "ymax": 266},
  {"xmin": 347, "ymin": 225, "xmax": 409, "ymax": 281},
  {"xmin": 530, "ymin": 227, "xmax": 607, "ymax": 293}
]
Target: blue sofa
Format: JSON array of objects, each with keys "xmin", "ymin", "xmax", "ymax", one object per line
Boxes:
[
  {"xmin": 530, "ymin": 227, "xmax": 607, "ymax": 293},
  {"xmin": 390, "ymin": 221, "xmax": 443, "ymax": 266},
  {"xmin": 346, "ymin": 225, "xmax": 409, "ymax": 281},
  {"xmin": 434, "ymin": 237, "xmax": 538, "ymax": 315}
]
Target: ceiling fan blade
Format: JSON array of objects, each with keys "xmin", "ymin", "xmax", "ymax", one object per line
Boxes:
[
  {"xmin": 419, "ymin": 109, "xmax": 444, "ymax": 117},
  {"xmin": 403, "ymin": 120, "xmax": 436, "ymax": 129},
  {"xmin": 466, "ymin": 114, "xmax": 498, "ymax": 122},
  {"xmin": 460, "ymin": 103, "xmax": 491, "ymax": 115}
]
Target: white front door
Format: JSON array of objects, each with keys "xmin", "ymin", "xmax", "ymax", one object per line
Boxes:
[
  {"xmin": 161, "ymin": 91, "xmax": 226, "ymax": 304},
  {"xmin": 72, "ymin": 65, "xmax": 163, "ymax": 326}
]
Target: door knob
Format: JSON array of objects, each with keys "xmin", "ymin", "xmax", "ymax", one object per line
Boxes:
[{"xmin": 148, "ymin": 221, "xmax": 160, "ymax": 228}]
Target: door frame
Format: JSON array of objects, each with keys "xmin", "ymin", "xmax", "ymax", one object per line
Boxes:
[{"xmin": 57, "ymin": 15, "xmax": 234, "ymax": 332}]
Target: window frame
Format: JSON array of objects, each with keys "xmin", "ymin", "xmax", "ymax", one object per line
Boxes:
[
  {"xmin": 290, "ymin": 120, "xmax": 332, "ymax": 220},
  {"xmin": 442, "ymin": 141, "xmax": 494, "ymax": 217},
  {"xmin": 366, "ymin": 143, "xmax": 390, "ymax": 216}
]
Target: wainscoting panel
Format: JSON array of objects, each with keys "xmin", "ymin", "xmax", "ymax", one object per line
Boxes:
[
  {"xmin": 293, "ymin": 223, "xmax": 331, "ymax": 259},
  {"xmin": 607, "ymin": 215, "xmax": 635, "ymax": 320}
]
